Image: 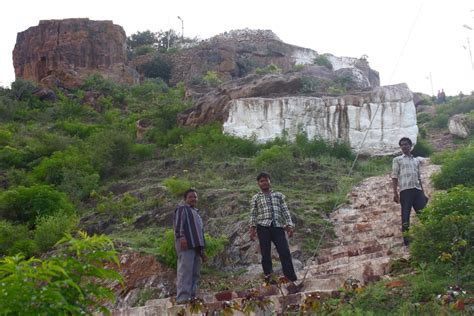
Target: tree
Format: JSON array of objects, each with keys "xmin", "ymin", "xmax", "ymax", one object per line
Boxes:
[{"xmin": 127, "ymin": 30, "xmax": 157, "ymax": 50}]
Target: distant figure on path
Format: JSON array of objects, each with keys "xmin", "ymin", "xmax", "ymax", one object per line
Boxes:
[
  {"xmin": 174, "ymin": 189, "xmax": 207, "ymax": 304},
  {"xmin": 391, "ymin": 137, "xmax": 427, "ymax": 247},
  {"xmin": 249, "ymin": 172, "xmax": 298, "ymax": 289}
]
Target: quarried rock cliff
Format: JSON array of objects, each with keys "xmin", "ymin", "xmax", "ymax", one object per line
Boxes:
[
  {"xmin": 222, "ymin": 83, "xmax": 417, "ymax": 155},
  {"xmin": 13, "ymin": 18, "xmax": 139, "ymax": 88}
]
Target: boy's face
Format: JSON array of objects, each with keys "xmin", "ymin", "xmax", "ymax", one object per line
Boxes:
[
  {"xmin": 258, "ymin": 177, "xmax": 271, "ymax": 191},
  {"xmin": 399, "ymin": 140, "xmax": 412, "ymax": 155}
]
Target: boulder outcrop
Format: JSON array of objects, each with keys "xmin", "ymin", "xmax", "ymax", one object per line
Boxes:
[
  {"xmin": 448, "ymin": 114, "xmax": 471, "ymax": 139},
  {"xmin": 159, "ymin": 29, "xmax": 379, "ymax": 87},
  {"xmin": 13, "ymin": 18, "xmax": 139, "ymax": 89}
]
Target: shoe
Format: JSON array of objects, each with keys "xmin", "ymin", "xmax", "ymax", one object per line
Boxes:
[{"xmin": 287, "ymin": 282, "xmax": 303, "ymax": 294}]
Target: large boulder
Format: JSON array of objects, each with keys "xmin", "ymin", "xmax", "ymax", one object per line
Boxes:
[
  {"xmin": 13, "ymin": 18, "xmax": 139, "ymax": 89},
  {"xmin": 448, "ymin": 114, "xmax": 470, "ymax": 138},
  {"xmin": 223, "ymin": 83, "xmax": 417, "ymax": 155}
]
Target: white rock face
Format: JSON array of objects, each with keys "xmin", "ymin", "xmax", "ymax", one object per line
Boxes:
[
  {"xmin": 448, "ymin": 114, "xmax": 470, "ymax": 139},
  {"xmin": 223, "ymin": 83, "xmax": 418, "ymax": 155}
]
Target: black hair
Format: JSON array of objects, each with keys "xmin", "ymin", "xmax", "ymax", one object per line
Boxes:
[
  {"xmin": 183, "ymin": 188, "xmax": 197, "ymax": 200},
  {"xmin": 398, "ymin": 137, "xmax": 412, "ymax": 146},
  {"xmin": 257, "ymin": 172, "xmax": 270, "ymax": 181}
]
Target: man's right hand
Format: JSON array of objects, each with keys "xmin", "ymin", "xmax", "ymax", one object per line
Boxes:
[
  {"xmin": 393, "ymin": 193, "xmax": 400, "ymax": 204},
  {"xmin": 180, "ymin": 238, "xmax": 188, "ymax": 250},
  {"xmin": 249, "ymin": 227, "xmax": 257, "ymax": 241}
]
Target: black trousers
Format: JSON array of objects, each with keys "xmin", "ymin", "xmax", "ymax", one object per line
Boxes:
[
  {"xmin": 400, "ymin": 188, "xmax": 426, "ymax": 246},
  {"xmin": 256, "ymin": 225, "xmax": 297, "ymax": 281}
]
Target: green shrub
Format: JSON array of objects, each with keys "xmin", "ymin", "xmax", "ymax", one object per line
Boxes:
[
  {"xmin": 0, "ymin": 145, "xmax": 26, "ymax": 168},
  {"xmin": 0, "ymin": 220, "xmax": 30, "ymax": 255},
  {"xmin": 432, "ymin": 146, "xmax": 474, "ymax": 189},
  {"xmin": 174, "ymin": 124, "xmax": 259, "ymax": 161},
  {"xmin": 292, "ymin": 64, "xmax": 305, "ymax": 71},
  {"xmin": 0, "ymin": 185, "xmax": 74, "ymax": 226},
  {"xmin": 88, "ymin": 130, "xmax": 134, "ymax": 177},
  {"xmin": 255, "ymin": 63, "xmax": 282, "ymax": 75},
  {"xmin": 417, "ymin": 112, "xmax": 432, "ymax": 125},
  {"xmin": 0, "ymin": 232, "xmax": 122, "ymax": 315},
  {"xmin": 202, "ymin": 71, "xmax": 222, "ymax": 87},
  {"xmin": 429, "ymin": 112, "xmax": 449, "ymax": 129},
  {"xmin": 295, "ymin": 133, "xmax": 354, "ymax": 160},
  {"xmin": 313, "ymin": 55, "xmax": 333, "ymax": 70},
  {"xmin": 7, "ymin": 239, "xmax": 37, "ymax": 258},
  {"xmin": 412, "ymin": 138, "xmax": 434, "ymax": 157},
  {"xmin": 410, "ymin": 186, "xmax": 474, "ymax": 286},
  {"xmin": 131, "ymin": 143, "xmax": 156, "ymax": 160},
  {"xmin": 137, "ymin": 56, "xmax": 171, "ymax": 82},
  {"xmin": 31, "ymin": 147, "xmax": 100, "ymax": 201},
  {"xmin": 9, "ymin": 80, "xmax": 38, "ymax": 101},
  {"xmin": 34, "ymin": 213, "xmax": 79, "ymax": 253},
  {"xmin": 130, "ymin": 79, "xmax": 169, "ymax": 102},
  {"xmin": 31, "ymin": 147, "xmax": 96, "ymax": 186},
  {"xmin": 157, "ymin": 229, "xmax": 227, "ymax": 268},
  {"xmin": 134, "ymin": 45, "xmax": 156, "ymax": 56},
  {"xmin": 57, "ymin": 121, "xmax": 99, "ymax": 139},
  {"xmin": 254, "ymin": 145, "xmax": 295, "ymax": 181},
  {"xmin": 163, "ymin": 177, "xmax": 192, "ymax": 197}
]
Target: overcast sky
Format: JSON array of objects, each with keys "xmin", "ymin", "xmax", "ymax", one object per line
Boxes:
[{"xmin": 1, "ymin": 0, "xmax": 473, "ymax": 96}]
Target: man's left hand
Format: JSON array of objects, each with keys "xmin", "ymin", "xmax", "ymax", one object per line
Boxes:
[{"xmin": 285, "ymin": 226, "xmax": 294, "ymax": 238}]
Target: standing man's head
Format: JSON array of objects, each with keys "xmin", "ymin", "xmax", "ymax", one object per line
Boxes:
[
  {"xmin": 398, "ymin": 137, "xmax": 413, "ymax": 155},
  {"xmin": 257, "ymin": 172, "xmax": 271, "ymax": 192},
  {"xmin": 183, "ymin": 189, "xmax": 198, "ymax": 207}
]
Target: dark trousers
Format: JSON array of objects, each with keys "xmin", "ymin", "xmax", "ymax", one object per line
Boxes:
[
  {"xmin": 400, "ymin": 188, "xmax": 426, "ymax": 246},
  {"xmin": 257, "ymin": 225, "xmax": 297, "ymax": 281}
]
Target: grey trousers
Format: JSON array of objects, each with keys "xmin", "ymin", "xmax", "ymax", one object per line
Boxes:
[{"xmin": 176, "ymin": 245, "xmax": 202, "ymax": 303}]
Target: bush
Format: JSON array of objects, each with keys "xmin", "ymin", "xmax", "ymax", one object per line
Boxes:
[
  {"xmin": 202, "ymin": 71, "xmax": 222, "ymax": 87},
  {"xmin": 410, "ymin": 186, "xmax": 474, "ymax": 286},
  {"xmin": 255, "ymin": 63, "xmax": 282, "ymax": 75},
  {"xmin": 0, "ymin": 232, "xmax": 122, "ymax": 315},
  {"xmin": 417, "ymin": 112, "xmax": 432, "ymax": 125},
  {"xmin": 0, "ymin": 185, "xmax": 74, "ymax": 226},
  {"xmin": 34, "ymin": 213, "xmax": 79, "ymax": 253},
  {"xmin": 134, "ymin": 45, "xmax": 156, "ymax": 56},
  {"xmin": 0, "ymin": 220, "xmax": 30, "ymax": 255},
  {"xmin": 88, "ymin": 130, "xmax": 134, "ymax": 177},
  {"xmin": 313, "ymin": 55, "xmax": 333, "ymax": 70},
  {"xmin": 163, "ymin": 177, "xmax": 192, "ymax": 197},
  {"xmin": 429, "ymin": 112, "xmax": 449, "ymax": 129},
  {"xmin": 174, "ymin": 124, "xmax": 259, "ymax": 161},
  {"xmin": 137, "ymin": 56, "xmax": 171, "ymax": 82},
  {"xmin": 254, "ymin": 145, "xmax": 295, "ymax": 181},
  {"xmin": 295, "ymin": 133, "xmax": 354, "ymax": 160},
  {"xmin": 432, "ymin": 146, "xmax": 474, "ymax": 189},
  {"xmin": 157, "ymin": 229, "xmax": 227, "ymax": 268},
  {"xmin": 411, "ymin": 138, "xmax": 434, "ymax": 157}
]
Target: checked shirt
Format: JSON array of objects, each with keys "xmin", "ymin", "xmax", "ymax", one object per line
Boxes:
[{"xmin": 250, "ymin": 191, "xmax": 294, "ymax": 228}]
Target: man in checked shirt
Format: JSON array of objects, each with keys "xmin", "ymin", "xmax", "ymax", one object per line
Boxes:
[
  {"xmin": 392, "ymin": 137, "xmax": 427, "ymax": 247},
  {"xmin": 249, "ymin": 172, "xmax": 298, "ymax": 286}
]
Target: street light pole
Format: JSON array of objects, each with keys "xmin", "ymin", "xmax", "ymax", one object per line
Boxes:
[{"xmin": 177, "ymin": 16, "xmax": 184, "ymax": 41}]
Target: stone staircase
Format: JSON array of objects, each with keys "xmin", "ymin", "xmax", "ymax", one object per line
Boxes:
[{"xmin": 109, "ymin": 162, "xmax": 440, "ymax": 315}]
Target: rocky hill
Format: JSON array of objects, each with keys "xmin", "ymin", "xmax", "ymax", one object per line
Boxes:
[{"xmin": 13, "ymin": 18, "xmax": 139, "ymax": 88}]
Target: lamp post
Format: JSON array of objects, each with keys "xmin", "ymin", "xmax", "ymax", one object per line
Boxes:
[
  {"xmin": 426, "ymin": 72, "xmax": 434, "ymax": 97},
  {"xmin": 462, "ymin": 24, "xmax": 473, "ymax": 70},
  {"xmin": 177, "ymin": 16, "xmax": 184, "ymax": 41}
]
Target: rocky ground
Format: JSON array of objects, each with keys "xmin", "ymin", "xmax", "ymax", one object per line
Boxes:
[{"xmin": 108, "ymin": 161, "xmax": 440, "ymax": 314}]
